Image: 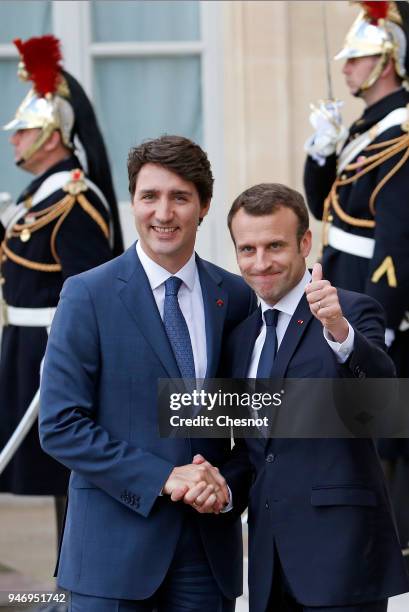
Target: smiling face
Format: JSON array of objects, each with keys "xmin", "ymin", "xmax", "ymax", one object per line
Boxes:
[
  {"xmin": 132, "ymin": 163, "xmax": 210, "ymax": 273},
  {"xmin": 231, "ymin": 207, "xmax": 312, "ymax": 305}
]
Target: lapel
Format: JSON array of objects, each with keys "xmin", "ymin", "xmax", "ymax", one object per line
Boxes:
[
  {"xmin": 196, "ymin": 256, "xmax": 228, "ymax": 378},
  {"xmin": 116, "ymin": 244, "xmax": 180, "ymax": 378},
  {"xmin": 234, "ymin": 307, "xmax": 262, "ymax": 378},
  {"xmin": 271, "ymin": 294, "xmax": 313, "ymax": 379},
  {"xmin": 264, "ymin": 294, "xmax": 314, "ymax": 451}
]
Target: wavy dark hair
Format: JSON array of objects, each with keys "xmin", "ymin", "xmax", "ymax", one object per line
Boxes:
[{"xmin": 127, "ymin": 135, "xmax": 213, "ymax": 208}]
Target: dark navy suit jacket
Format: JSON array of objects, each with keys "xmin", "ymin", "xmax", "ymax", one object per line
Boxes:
[
  {"xmin": 39, "ymin": 243, "xmax": 256, "ymax": 601},
  {"xmin": 223, "ymin": 289, "xmax": 409, "ymax": 611}
]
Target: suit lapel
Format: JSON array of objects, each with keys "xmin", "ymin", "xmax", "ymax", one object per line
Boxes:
[
  {"xmin": 271, "ymin": 294, "xmax": 313, "ymax": 379},
  {"xmin": 234, "ymin": 307, "xmax": 262, "ymax": 378},
  {"xmin": 117, "ymin": 245, "xmax": 180, "ymax": 378},
  {"xmin": 196, "ymin": 256, "xmax": 228, "ymax": 378}
]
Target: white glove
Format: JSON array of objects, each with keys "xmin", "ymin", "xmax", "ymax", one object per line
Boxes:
[
  {"xmin": 385, "ymin": 328, "xmax": 395, "ymax": 348},
  {"xmin": 304, "ymin": 99, "xmax": 348, "ymax": 166}
]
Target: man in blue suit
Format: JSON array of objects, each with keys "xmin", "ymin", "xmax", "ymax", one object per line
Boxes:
[
  {"xmin": 223, "ymin": 183, "xmax": 409, "ymax": 612},
  {"xmin": 39, "ymin": 135, "xmax": 256, "ymax": 611}
]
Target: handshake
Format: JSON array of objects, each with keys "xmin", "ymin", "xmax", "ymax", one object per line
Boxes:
[{"xmin": 163, "ymin": 454, "xmax": 229, "ymax": 514}]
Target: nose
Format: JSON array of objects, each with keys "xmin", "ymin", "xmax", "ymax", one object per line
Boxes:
[
  {"xmin": 155, "ymin": 197, "xmax": 174, "ymax": 224},
  {"xmin": 9, "ymin": 132, "xmax": 19, "ymax": 145},
  {"xmin": 253, "ymin": 249, "xmax": 271, "ymax": 273},
  {"xmin": 342, "ymin": 59, "xmax": 351, "ymax": 75}
]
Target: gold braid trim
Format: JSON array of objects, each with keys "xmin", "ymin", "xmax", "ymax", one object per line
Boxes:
[
  {"xmin": 330, "ymin": 184, "xmax": 375, "ymax": 228},
  {"xmin": 1, "ymin": 240, "xmax": 62, "ymax": 272},
  {"xmin": 76, "ymin": 193, "xmax": 110, "ymax": 240},
  {"xmin": 10, "ymin": 194, "xmax": 75, "ymax": 238},
  {"xmin": 50, "ymin": 202, "xmax": 76, "ymax": 264},
  {"xmin": 323, "ymin": 132, "xmax": 409, "ymax": 236},
  {"xmin": 2, "ymin": 191, "xmax": 110, "ymax": 273}
]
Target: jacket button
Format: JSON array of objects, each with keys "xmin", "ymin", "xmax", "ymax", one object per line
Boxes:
[
  {"xmin": 266, "ymin": 453, "xmax": 276, "ymax": 463},
  {"xmin": 265, "ymin": 501, "xmax": 269, "ymax": 509}
]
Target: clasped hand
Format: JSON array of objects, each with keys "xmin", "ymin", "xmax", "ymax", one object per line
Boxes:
[{"xmin": 163, "ymin": 454, "xmax": 229, "ymax": 514}]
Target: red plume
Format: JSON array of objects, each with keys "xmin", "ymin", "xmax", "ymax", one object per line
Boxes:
[
  {"xmin": 13, "ymin": 35, "xmax": 63, "ymax": 97},
  {"xmin": 361, "ymin": 1, "xmax": 389, "ymax": 24}
]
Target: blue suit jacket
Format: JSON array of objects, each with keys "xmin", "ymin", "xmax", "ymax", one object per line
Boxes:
[
  {"xmin": 39, "ymin": 244, "xmax": 256, "ymax": 601},
  {"xmin": 223, "ymin": 289, "xmax": 409, "ymax": 611}
]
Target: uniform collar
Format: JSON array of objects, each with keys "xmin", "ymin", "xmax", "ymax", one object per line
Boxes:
[
  {"xmin": 349, "ymin": 88, "xmax": 409, "ymax": 136},
  {"xmin": 17, "ymin": 155, "xmax": 80, "ymax": 203}
]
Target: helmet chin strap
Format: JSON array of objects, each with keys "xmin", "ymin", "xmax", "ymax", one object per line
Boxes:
[
  {"xmin": 15, "ymin": 124, "xmax": 57, "ymax": 166},
  {"xmin": 355, "ymin": 52, "xmax": 391, "ymax": 98}
]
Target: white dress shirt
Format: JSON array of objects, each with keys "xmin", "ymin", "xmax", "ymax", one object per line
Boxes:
[
  {"xmin": 247, "ymin": 268, "xmax": 355, "ymax": 377},
  {"xmin": 137, "ymin": 242, "xmax": 232, "ymax": 510},
  {"xmin": 136, "ymin": 241, "xmax": 207, "ymax": 379}
]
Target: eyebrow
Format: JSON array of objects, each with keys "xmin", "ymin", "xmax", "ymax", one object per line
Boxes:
[{"xmin": 138, "ymin": 188, "xmax": 193, "ymax": 196}]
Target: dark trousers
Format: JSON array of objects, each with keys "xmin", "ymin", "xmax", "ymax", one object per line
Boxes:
[
  {"xmin": 266, "ymin": 549, "xmax": 387, "ymax": 612},
  {"xmin": 69, "ymin": 517, "xmax": 234, "ymax": 612}
]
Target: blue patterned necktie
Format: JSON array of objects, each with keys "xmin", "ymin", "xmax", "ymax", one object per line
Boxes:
[
  {"xmin": 163, "ymin": 276, "xmax": 196, "ymax": 378},
  {"xmin": 256, "ymin": 309, "xmax": 279, "ymax": 378}
]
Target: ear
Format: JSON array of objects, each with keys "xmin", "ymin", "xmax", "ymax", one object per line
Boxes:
[
  {"xmin": 199, "ymin": 199, "xmax": 211, "ymax": 222},
  {"xmin": 300, "ymin": 229, "xmax": 312, "ymax": 258}
]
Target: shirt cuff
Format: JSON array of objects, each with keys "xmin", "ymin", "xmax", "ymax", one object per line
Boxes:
[
  {"xmin": 220, "ymin": 485, "xmax": 233, "ymax": 513},
  {"xmin": 323, "ymin": 319, "xmax": 355, "ymax": 363}
]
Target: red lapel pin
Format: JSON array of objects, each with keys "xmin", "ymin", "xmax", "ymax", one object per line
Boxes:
[
  {"xmin": 216, "ymin": 299, "xmax": 224, "ymax": 307},
  {"xmin": 297, "ymin": 319, "xmax": 304, "ymax": 325}
]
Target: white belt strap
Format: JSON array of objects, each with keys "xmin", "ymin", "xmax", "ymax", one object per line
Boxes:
[
  {"xmin": 31, "ymin": 171, "xmax": 110, "ymax": 212},
  {"xmin": 338, "ymin": 107, "xmax": 409, "ymax": 175},
  {"xmin": 4, "ymin": 306, "xmax": 57, "ymax": 327},
  {"xmin": 327, "ymin": 225, "xmax": 375, "ymax": 259}
]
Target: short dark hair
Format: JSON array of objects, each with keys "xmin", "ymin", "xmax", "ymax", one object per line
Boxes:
[
  {"xmin": 127, "ymin": 135, "xmax": 214, "ymax": 207},
  {"xmin": 227, "ymin": 183, "xmax": 309, "ymax": 244}
]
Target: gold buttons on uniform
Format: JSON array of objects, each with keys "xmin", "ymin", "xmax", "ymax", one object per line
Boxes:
[{"xmin": 20, "ymin": 228, "xmax": 31, "ymax": 242}]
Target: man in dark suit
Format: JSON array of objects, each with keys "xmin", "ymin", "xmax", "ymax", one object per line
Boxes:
[
  {"xmin": 39, "ymin": 135, "xmax": 255, "ymax": 611},
  {"xmin": 224, "ymin": 183, "xmax": 409, "ymax": 612}
]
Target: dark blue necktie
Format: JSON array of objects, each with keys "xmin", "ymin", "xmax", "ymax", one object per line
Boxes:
[
  {"xmin": 256, "ymin": 309, "xmax": 279, "ymax": 378},
  {"xmin": 163, "ymin": 276, "xmax": 196, "ymax": 379}
]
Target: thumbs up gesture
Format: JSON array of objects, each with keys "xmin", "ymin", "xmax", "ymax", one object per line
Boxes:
[{"xmin": 305, "ymin": 263, "xmax": 349, "ymax": 343}]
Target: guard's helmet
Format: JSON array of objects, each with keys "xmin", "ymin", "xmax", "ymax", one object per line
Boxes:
[{"xmin": 335, "ymin": 1, "xmax": 409, "ymax": 94}]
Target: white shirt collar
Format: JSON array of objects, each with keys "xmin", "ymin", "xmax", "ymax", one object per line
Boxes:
[
  {"xmin": 259, "ymin": 268, "xmax": 311, "ymax": 317},
  {"xmin": 136, "ymin": 241, "xmax": 197, "ymax": 292}
]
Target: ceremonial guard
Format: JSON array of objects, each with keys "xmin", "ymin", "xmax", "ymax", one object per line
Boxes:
[
  {"xmin": 0, "ymin": 36, "xmax": 123, "ymax": 535},
  {"xmin": 304, "ymin": 1, "xmax": 409, "ymax": 556}
]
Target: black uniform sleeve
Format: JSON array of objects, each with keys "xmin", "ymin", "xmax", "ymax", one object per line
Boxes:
[
  {"xmin": 55, "ymin": 190, "xmax": 113, "ymax": 280},
  {"xmin": 303, "ymin": 154, "xmax": 337, "ymax": 220},
  {"xmin": 365, "ymin": 140, "xmax": 409, "ymax": 329},
  {"xmin": 0, "ymin": 223, "xmax": 5, "ymax": 244}
]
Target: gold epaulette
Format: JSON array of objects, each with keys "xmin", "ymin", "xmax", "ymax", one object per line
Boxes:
[
  {"xmin": 322, "ymin": 131, "xmax": 409, "ymax": 247},
  {"xmin": 0, "ymin": 169, "xmax": 110, "ymax": 273}
]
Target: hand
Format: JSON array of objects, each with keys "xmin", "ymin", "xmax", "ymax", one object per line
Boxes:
[
  {"xmin": 304, "ymin": 99, "xmax": 347, "ymax": 162},
  {"xmin": 305, "ymin": 263, "xmax": 349, "ymax": 343},
  {"xmin": 187, "ymin": 454, "xmax": 229, "ymax": 514},
  {"xmin": 163, "ymin": 457, "xmax": 229, "ymax": 512}
]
